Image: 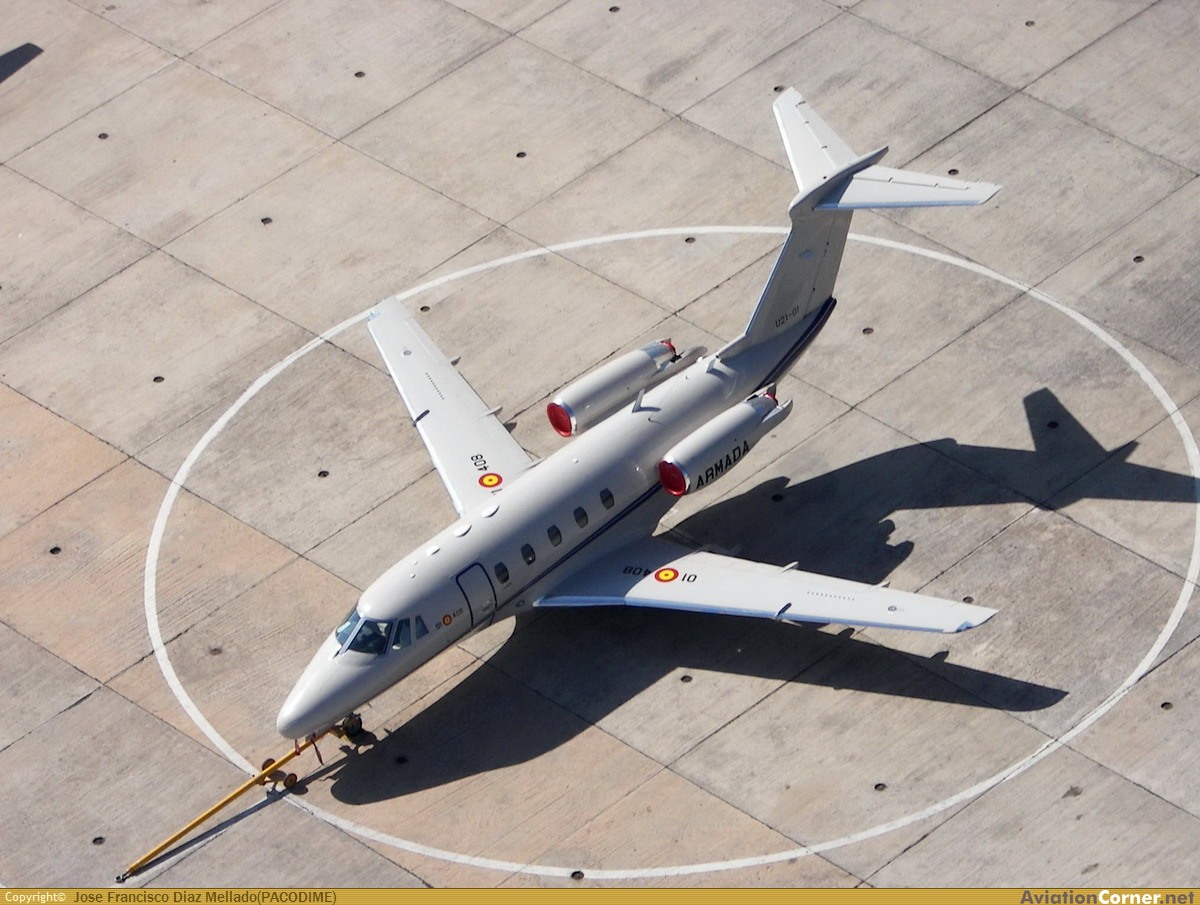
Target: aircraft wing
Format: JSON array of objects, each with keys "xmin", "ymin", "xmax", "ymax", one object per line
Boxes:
[
  {"xmin": 538, "ymin": 536, "xmax": 995, "ymax": 634},
  {"xmin": 368, "ymin": 300, "xmax": 534, "ymax": 516}
]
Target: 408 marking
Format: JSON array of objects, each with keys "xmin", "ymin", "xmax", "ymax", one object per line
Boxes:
[{"xmin": 623, "ymin": 565, "xmax": 697, "ymax": 581}]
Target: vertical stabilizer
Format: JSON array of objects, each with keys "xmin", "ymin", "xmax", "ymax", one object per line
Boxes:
[
  {"xmin": 720, "ymin": 89, "xmax": 999, "ymax": 374},
  {"xmin": 774, "ymin": 90, "xmax": 860, "ymax": 190}
]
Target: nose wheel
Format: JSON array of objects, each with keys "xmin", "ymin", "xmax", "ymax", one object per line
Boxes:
[{"xmin": 339, "ymin": 712, "xmax": 363, "ymax": 738}]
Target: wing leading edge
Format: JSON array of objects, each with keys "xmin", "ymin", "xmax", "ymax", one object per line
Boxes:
[
  {"xmin": 539, "ymin": 537, "xmax": 995, "ymax": 634},
  {"xmin": 368, "ymin": 299, "xmax": 534, "ymax": 516}
]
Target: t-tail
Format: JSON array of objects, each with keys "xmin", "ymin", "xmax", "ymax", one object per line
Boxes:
[{"xmin": 720, "ymin": 88, "xmax": 1000, "ymax": 384}]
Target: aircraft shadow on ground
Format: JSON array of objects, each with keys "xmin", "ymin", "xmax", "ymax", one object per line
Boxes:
[
  {"xmin": 0, "ymin": 43, "xmax": 42, "ymax": 84},
  {"xmin": 326, "ymin": 609, "xmax": 1066, "ymax": 804},
  {"xmin": 324, "ymin": 389, "xmax": 1193, "ymax": 804},
  {"xmin": 671, "ymin": 387, "xmax": 1196, "ymax": 584}
]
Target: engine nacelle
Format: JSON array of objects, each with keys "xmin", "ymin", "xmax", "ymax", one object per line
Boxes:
[
  {"xmin": 658, "ymin": 392, "xmax": 791, "ymax": 496},
  {"xmin": 547, "ymin": 340, "xmax": 685, "ymax": 437}
]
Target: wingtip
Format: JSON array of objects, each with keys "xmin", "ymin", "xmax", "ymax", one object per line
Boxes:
[
  {"xmin": 952, "ymin": 606, "xmax": 999, "ymax": 633},
  {"xmin": 978, "ymin": 182, "xmax": 1003, "ymax": 204}
]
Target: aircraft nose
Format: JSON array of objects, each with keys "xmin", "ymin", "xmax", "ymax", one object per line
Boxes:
[
  {"xmin": 276, "ymin": 678, "xmax": 336, "ymax": 739},
  {"xmin": 276, "ymin": 635, "xmax": 387, "ymax": 739},
  {"xmin": 277, "ymin": 638, "xmax": 352, "ymax": 739},
  {"xmin": 275, "ymin": 694, "xmax": 320, "ymax": 740}
]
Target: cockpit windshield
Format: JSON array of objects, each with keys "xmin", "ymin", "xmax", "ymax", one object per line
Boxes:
[
  {"xmin": 334, "ymin": 606, "xmax": 429, "ymax": 657},
  {"xmin": 334, "ymin": 606, "xmax": 360, "ymax": 647},
  {"xmin": 393, "ymin": 618, "xmax": 412, "ymax": 650},
  {"xmin": 347, "ymin": 617, "xmax": 393, "ymax": 655}
]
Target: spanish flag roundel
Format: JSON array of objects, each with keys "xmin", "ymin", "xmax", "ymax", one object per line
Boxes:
[
  {"xmin": 655, "ymin": 567, "xmax": 679, "ymax": 582},
  {"xmin": 478, "ymin": 472, "xmax": 502, "ymax": 488}
]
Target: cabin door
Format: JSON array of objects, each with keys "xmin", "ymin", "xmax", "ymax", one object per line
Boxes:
[{"xmin": 455, "ymin": 563, "xmax": 496, "ymax": 628}]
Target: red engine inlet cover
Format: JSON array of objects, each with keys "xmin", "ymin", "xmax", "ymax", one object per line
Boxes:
[
  {"xmin": 657, "ymin": 460, "xmax": 689, "ymax": 497},
  {"xmin": 546, "ymin": 401, "xmax": 574, "ymax": 437},
  {"xmin": 656, "ymin": 392, "xmax": 789, "ymax": 497}
]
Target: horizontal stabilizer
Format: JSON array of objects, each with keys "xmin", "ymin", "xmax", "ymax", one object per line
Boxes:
[{"xmin": 816, "ymin": 165, "xmax": 1000, "ymax": 210}]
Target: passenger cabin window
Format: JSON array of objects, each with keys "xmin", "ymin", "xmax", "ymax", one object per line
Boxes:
[
  {"xmin": 547, "ymin": 525, "xmax": 562, "ymax": 546},
  {"xmin": 348, "ymin": 618, "xmax": 392, "ymax": 655},
  {"xmin": 521, "ymin": 543, "xmax": 536, "ymax": 565},
  {"xmin": 600, "ymin": 488, "xmax": 614, "ymax": 510},
  {"xmin": 574, "ymin": 506, "xmax": 588, "ymax": 528},
  {"xmin": 494, "ymin": 562, "xmax": 510, "ymax": 584},
  {"xmin": 392, "ymin": 618, "xmax": 412, "ymax": 650},
  {"xmin": 414, "ymin": 615, "xmax": 429, "ymax": 639}
]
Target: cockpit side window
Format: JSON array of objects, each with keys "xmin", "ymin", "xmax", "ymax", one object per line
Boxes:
[
  {"xmin": 347, "ymin": 618, "xmax": 392, "ymax": 655},
  {"xmin": 335, "ymin": 607, "xmax": 360, "ymax": 647},
  {"xmin": 393, "ymin": 618, "xmax": 412, "ymax": 650},
  {"xmin": 414, "ymin": 615, "xmax": 429, "ymax": 639}
]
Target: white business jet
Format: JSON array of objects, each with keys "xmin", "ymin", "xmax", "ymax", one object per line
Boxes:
[{"xmin": 277, "ymin": 89, "xmax": 1001, "ymax": 740}]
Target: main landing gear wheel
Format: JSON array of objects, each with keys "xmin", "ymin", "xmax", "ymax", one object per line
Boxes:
[{"xmin": 340, "ymin": 713, "xmax": 363, "ymax": 737}]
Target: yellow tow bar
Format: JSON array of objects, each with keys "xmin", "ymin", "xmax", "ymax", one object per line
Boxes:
[{"xmin": 117, "ymin": 728, "xmax": 337, "ymax": 882}]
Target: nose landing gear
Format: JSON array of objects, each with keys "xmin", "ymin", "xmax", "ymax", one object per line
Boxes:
[{"xmin": 340, "ymin": 712, "xmax": 363, "ymax": 738}]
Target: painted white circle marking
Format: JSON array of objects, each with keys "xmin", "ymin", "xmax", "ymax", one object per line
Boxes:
[{"xmin": 144, "ymin": 228, "xmax": 1199, "ymax": 879}]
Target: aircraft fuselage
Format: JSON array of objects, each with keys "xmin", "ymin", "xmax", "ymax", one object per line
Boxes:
[
  {"xmin": 276, "ymin": 348, "xmax": 773, "ymax": 738},
  {"xmin": 276, "ymin": 85, "xmax": 1001, "ymax": 740}
]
